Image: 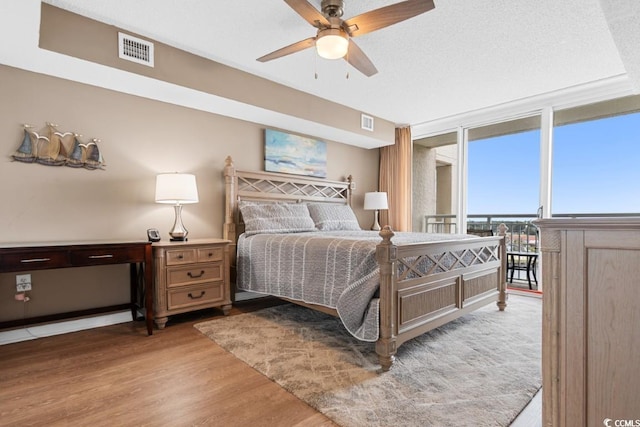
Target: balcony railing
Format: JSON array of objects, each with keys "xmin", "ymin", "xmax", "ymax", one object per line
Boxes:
[
  {"xmin": 423, "ymin": 212, "xmax": 640, "ymax": 286},
  {"xmin": 423, "ymin": 213, "xmax": 539, "ymax": 253},
  {"xmin": 423, "ymin": 212, "xmax": 640, "ymax": 248}
]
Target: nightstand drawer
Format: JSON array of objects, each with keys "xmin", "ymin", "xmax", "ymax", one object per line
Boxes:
[
  {"xmin": 168, "ymin": 282, "xmax": 224, "ymax": 310},
  {"xmin": 165, "ymin": 249, "xmax": 197, "ymax": 265},
  {"xmin": 167, "ymin": 264, "xmax": 223, "ymax": 287},
  {"xmin": 197, "ymin": 246, "xmax": 224, "ymax": 263}
]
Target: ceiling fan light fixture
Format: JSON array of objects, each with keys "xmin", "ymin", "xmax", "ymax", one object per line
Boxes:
[{"xmin": 316, "ymin": 29, "xmax": 348, "ymax": 59}]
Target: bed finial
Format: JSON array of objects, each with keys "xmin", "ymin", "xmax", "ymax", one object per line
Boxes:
[
  {"xmin": 346, "ymin": 175, "xmax": 354, "ymax": 206},
  {"xmin": 379, "ymin": 225, "xmax": 395, "ymax": 244}
]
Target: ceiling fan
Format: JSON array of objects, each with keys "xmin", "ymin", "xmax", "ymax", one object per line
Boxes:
[{"xmin": 257, "ymin": 0, "xmax": 435, "ymax": 77}]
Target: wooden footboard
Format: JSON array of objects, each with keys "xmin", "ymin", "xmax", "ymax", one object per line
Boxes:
[{"xmin": 375, "ymin": 225, "xmax": 508, "ymax": 371}]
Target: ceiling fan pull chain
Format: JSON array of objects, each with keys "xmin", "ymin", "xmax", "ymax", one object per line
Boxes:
[
  {"xmin": 314, "ymin": 51, "xmax": 319, "ymax": 80},
  {"xmin": 345, "ymin": 49, "xmax": 349, "ymax": 79}
]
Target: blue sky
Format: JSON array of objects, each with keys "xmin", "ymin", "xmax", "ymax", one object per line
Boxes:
[{"xmin": 467, "ymin": 112, "xmax": 640, "ymax": 215}]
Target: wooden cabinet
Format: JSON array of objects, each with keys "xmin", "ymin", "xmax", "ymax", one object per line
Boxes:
[
  {"xmin": 535, "ymin": 218, "xmax": 640, "ymax": 427},
  {"xmin": 152, "ymin": 239, "xmax": 231, "ymax": 329}
]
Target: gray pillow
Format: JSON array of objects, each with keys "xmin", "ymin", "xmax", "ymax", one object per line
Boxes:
[
  {"xmin": 307, "ymin": 203, "xmax": 361, "ymax": 231},
  {"xmin": 239, "ymin": 202, "xmax": 316, "ymax": 235}
]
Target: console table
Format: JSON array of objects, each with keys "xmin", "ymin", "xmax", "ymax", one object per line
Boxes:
[{"xmin": 0, "ymin": 241, "xmax": 154, "ymax": 335}]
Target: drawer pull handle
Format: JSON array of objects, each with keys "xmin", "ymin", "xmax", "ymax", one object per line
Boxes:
[
  {"xmin": 188, "ymin": 291, "xmax": 206, "ymax": 299},
  {"xmin": 188, "ymin": 270, "xmax": 205, "ymax": 278},
  {"xmin": 177, "ymin": 254, "xmax": 184, "ymax": 259},
  {"xmin": 89, "ymin": 254, "xmax": 114, "ymax": 259},
  {"xmin": 21, "ymin": 258, "xmax": 51, "ymax": 263}
]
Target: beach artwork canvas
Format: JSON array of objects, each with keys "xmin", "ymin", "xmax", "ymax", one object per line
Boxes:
[{"xmin": 265, "ymin": 129, "xmax": 327, "ymax": 178}]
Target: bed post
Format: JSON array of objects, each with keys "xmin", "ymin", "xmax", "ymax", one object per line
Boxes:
[
  {"xmin": 223, "ymin": 156, "xmax": 237, "ymax": 267},
  {"xmin": 497, "ymin": 223, "xmax": 509, "ymax": 311},
  {"xmin": 376, "ymin": 225, "xmax": 397, "ymax": 371}
]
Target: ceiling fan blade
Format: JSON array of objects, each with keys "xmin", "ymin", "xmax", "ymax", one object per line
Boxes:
[
  {"xmin": 284, "ymin": 0, "xmax": 331, "ymax": 28},
  {"xmin": 257, "ymin": 37, "xmax": 316, "ymax": 62},
  {"xmin": 342, "ymin": 0, "xmax": 435, "ymax": 37},
  {"xmin": 345, "ymin": 39, "xmax": 378, "ymax": 77}
]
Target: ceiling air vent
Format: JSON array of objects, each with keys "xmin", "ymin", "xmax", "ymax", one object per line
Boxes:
[
  {"xmin": 118, "ymin": 32, "xmax": 154, "ymax": 67},
  {"xmin": 361, "ymin": 114, "xmax": 374, "ymax": 132}
]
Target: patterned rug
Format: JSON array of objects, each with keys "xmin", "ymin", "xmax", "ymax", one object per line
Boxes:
[{"xmin": 195, "ymin": 295, "xmax": 541, "ymax": 427}]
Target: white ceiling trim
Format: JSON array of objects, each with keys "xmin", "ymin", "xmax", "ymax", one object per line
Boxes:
[
  {"xmin": 599, "ymin": 0, "xmax": 640, "ymax": 92},
  {"xmin": 411, "ymin": 74, "xmax": 634, "ymax": 139}
]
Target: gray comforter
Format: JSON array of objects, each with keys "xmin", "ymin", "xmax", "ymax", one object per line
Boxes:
[{"xmin": 237, "ymin": 230, "xmax": 473, "ymax": 342}]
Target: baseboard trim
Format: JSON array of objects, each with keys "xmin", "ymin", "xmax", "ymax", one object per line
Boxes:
[{"xmin": 0, "ymin": 311, "xmax": 132, "ymax": 346}]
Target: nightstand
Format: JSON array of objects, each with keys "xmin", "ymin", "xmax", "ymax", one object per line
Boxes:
[{"xmin": 152, "ymin": 238, "xmax": 231, "ymax": 329}]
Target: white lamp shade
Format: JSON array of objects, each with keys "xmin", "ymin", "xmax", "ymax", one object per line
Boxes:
[
  {"xmin": 364, "ymin": 192, "xmax": 388, "ymax": 210},
  {"xmin": 155, "ymin": 173, "xmax": 199, "ymax": 204},
  {"xmin": 316, "ymin": 30, "xmax": 349, "ymax": 59}
]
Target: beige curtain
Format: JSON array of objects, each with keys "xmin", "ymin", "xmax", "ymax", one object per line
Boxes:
[{"xmin": 379, "ymin": 127, "xmax": 412, "ymax": 231}]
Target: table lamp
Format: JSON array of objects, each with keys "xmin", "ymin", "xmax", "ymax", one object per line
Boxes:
[
  {"xmin": 155, "ymin": 173, "xmax": 199, "ymax": 241},
  {"xmin": 364, "ymin": 191, "xmax": 388, "ymax": 231}
]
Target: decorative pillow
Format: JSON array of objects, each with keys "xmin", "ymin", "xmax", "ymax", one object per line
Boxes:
[
  {"xmin": 307, "ymin": 203, "xmax": 361, "ymax": 231},
  {"xmin": 239, "ymin": 202, "xmax": 316, "ymax": 235}
]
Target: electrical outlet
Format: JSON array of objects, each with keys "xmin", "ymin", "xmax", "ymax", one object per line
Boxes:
[{"xmin": 16, "ymin": 274, "xmax": 32, "ymax": 292}]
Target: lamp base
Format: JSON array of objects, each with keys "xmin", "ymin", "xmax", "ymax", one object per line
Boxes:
[
  {"xmin": 370, "ymin": 210, "xmax": 381, "ymax": 231},
  {"xmin": 168, "ymin": 204, "xmax": 189, "ymax": 241}
]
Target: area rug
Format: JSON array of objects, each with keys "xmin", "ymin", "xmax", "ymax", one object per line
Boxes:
[{"xmin": 195, "ymin": 295, "xmax": 541, "ymax": 427}]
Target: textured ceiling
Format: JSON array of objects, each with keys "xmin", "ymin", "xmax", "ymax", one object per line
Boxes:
[{"xmin": 42, "ymin": 0, "xmax": 630, "ymax": 131}]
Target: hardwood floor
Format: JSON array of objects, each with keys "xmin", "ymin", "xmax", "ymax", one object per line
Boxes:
[
  {"xmin": 0, "ymin": 298, "xmax": 336, "ymax": 427},
  {"xmin": 1, "ymin": 296, "xmax": 541, "ymax": 426}
]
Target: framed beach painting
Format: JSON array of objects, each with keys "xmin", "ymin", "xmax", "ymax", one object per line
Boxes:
[{"xmin": 264, "ymin": 129, "xmax": 327, "ymax": 178}]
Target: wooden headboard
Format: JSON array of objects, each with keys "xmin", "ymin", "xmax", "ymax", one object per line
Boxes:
[{"xmin": 223, "ymin": 155, "xmax": 354, "ymax": 260}]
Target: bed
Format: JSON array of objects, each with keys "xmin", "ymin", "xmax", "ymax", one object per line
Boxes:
[{"xmin": 223, "ymin": 156, "xmax": 508, "ymax": 371}]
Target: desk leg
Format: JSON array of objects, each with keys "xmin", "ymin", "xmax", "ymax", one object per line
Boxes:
[
  {"xmin": 144, "ymin": 244, "xmax": 154, "ymax": 335},
  {"xmin": 129, "ymin": 264, "xmax": 138, "ymax": 320},
  {"xmin": 130, "ymin": 260, "xmax": 154, "ymax": 335}
]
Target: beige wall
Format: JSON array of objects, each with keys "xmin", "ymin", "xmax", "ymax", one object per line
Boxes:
[
  {"xmin": 412, "ymin": 143, "xmax": 458, "ymax": 233},
  {"xmin": 412, "ymin": 145, "xmax": 436, "ymax": 232},
  {"xmin": 0, "ymin": 65, "xmax": 379, "ymax": 322},
  {"xmin": 435, "ymin": 144, "xmax": 458, "ymax": 216}
]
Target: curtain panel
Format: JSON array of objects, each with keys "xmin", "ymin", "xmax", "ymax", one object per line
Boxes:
[{"xmin": 379, "ymin": 127, "xmax": 412, "ymax": 231}]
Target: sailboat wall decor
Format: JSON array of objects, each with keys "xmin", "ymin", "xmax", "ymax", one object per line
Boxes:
[{"xmin": 11, "ymin": 123, "xmax": 106, "ymax": 170}]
